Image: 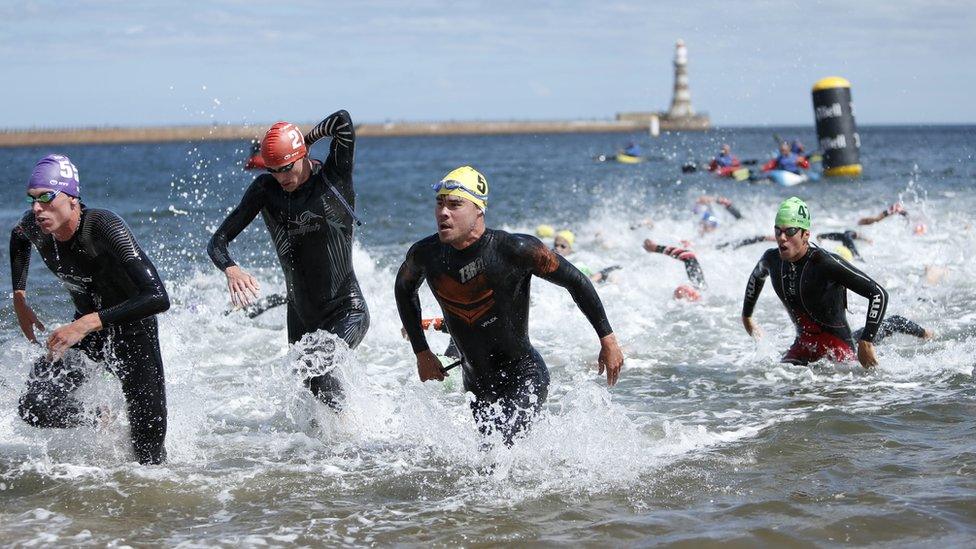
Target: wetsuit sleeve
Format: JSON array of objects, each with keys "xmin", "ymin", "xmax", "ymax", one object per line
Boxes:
[
  {"xmin": 207, "ymin": 180, "xmax": 266, "ymax": 271},
  {"xmin": 721, "ymin": 202, "xmax": 743, "ymax": 220},
  {"xmin": 742, "ymin": 255, "xmax": 770, "ymax": 317},
  {"xmin": 817, "ymin": 251, "xmax": 888, "ymax": 342},
  {"xmin": 394, "ymin": 242, "xmax": 430, "ymax": 354},
  {"xmin": 10, "ymin": 219, "xmax": 33, "ymax": 292},
  {"xmin": 305, "ymin": 110, "xmax": 355, "ymax": 181},
  {"xmin": 817, "ymin": 231, "xmax": 861, "ymax": 259},
  {"xmin": 88, "ymin": 212, "xmax": 170, "ymax": 326},
  {"xmin": 729, "ymin": 235, "xmax": 771, "ymax": 250},
  {"xmin": 509, "ymin": 234, "xmax": 613, "ymax": 338},
  {"xmin": 649, "ymin": 244, "xmax": 706, "ymax": 289}
]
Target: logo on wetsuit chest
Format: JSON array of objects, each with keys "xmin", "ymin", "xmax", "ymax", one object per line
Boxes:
[
  {"xmin": 57, "ymin": 272, "xmax": 93, "ymax": 293},
  {"xmin": 288, "ymin": 210, "xmax": 324, "ymax": 236},
  {"xmin": 458, "ymin": 258, "xmax": 486, "ymax": 283}
]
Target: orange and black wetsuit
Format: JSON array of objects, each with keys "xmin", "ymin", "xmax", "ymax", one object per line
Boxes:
[{"xmin": 394, "ymin": 229, "xmax": 612, "ymax": 444}]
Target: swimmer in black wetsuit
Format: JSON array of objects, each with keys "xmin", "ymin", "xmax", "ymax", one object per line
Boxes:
[
  {"xmin": 816, "ymin": 230, "xmax": 871, "ymax": 261},
  {"xmin": 853, "ymin": 315, "xmax": 933, "ymax": 343},
  {"xmin": 742, "ymin": 197, "xmax": 888, "ymax": 368},
  {"xmin": 208, "ymin": 111, "xmax": 369, "ymax": 409},
  {"xmin": 10, "ymin": 155, "xmax": 169, "ymax": 464},
  {"xmin": 642, "ymin": 239, "xmax": 706, "ymax": 301},
  {"xmin": 394, "ymin": 166, "xmax": 624, "ymax": 446}
]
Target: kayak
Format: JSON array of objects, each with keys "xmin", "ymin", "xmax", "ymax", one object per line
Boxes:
[
  {"xmin": 615, "ymin": 153, "xmax": 644, "ymax": 164},
  {"xmin": 768, "ymin": 170, "xmax": 821, "ymax": 186}
]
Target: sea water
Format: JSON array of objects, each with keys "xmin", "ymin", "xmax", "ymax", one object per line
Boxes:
[{"xmin": 0, "ymin": 126, "xmax": 974, "ymax": 545}]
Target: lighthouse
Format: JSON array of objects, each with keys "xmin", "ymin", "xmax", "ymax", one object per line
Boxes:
[
  {"xmin": 667, "ymin": 39, "xmax": 695, "ymax": 118},
  {"xmin": 614, "ymin": 39, "xmax": 710, "ymax": 131}
]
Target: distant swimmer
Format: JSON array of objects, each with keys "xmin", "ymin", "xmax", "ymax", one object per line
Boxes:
[
  {"xmin": 716, "ymin": 234, "xmax": 776, "ymax": 250},
  {"xmin": 816, "ymin": 230, "xmax": 871, "ymax": 261},
  {"xmin": 857, "ymin": 202, "xmax": 908, "ymax": 226},
  {"xmin": 208, "ymin": 110, "xmax": 368, "ymax": 409},
  {"xmin": 538, "ymin": 225, "xmax": 620, "ymax": 283},
  {"xmin": 11, "ymin": 155, "xmax": 170, "ymax": 464},
  {"xmin": 394, "ymin": 166, "xmax": 624, "ymax": 445},
  {"xmin": 762, "ymin": 142, "xmax": 810, "ymax": 175},
  {"xmin": 742, "ymin": 197, "xmax": 888, "ymax": 368},
  {"xmin": 693, "ymin": 195, "xmax": 743, "ymax": 234},
  {"xmin": 853, "ymin": 315, "xmax": 933, "ymax": 343},
  {"xmin": 642, "ymin": 239, "xmax": 706, "ymax": 301},
  {"xmin": 708, "ymin": 143, "xmax": 740, "ymax": 171}
]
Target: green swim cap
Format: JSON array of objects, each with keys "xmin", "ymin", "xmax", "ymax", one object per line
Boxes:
[{"xmin": 775, "ymin": 197, "xmax": 811, "ymax": 230}]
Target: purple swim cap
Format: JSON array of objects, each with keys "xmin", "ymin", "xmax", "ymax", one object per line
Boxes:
[{"xmin": 28, "ymin": 154, "xmax": 80, "ymax": 197}]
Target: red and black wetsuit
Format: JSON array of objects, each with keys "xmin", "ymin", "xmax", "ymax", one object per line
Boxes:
[
  {"xmin": 646, "ymin": 244, "xmax": 706, "ymax": 289},
  {"xmin": 394, "ymin": 229, "xmax": 613, "ymax": 445},
  {"xmin": 10, "ymin": 207, "xmax": 170, "ymax": 464},
  {"xmin": 743, "ymin": 246, "xmax": 888, "ymax": 365},
  {"xmin": 207, "ymin": 110, "xmax": 368, "ymax": 408}
]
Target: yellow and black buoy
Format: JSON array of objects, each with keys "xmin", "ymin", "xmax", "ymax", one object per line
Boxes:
[{"xmin": 812, "ymin": 76, "xmax": 862, "ymax": 177}]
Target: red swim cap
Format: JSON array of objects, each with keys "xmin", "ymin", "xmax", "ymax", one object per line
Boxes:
[
  {"xmin": 261, "ymin": 122, "xmax": 307, "ymax": 168},
  {"xmin": 673, "ymin": 285, "xmax": 701, "ymax": 302}
]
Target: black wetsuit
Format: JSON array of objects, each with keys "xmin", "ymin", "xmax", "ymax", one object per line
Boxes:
[
  {"xmin": 853, "ymin": 315, "xmax": 926, "ymax": 342},
  {"xmin": 716, "ymin": 235, "xmax": 771, "ymax": 250},
  {"xmin": 817, "ymin": 230, "xmax": 863, "ymax": 260},
  {"xmin": 743, "ymin": 246, "xmax": 888, "ymax": 364},
  {"xmin": 647, "ymin": 244, "xmax": 706, "ymax": 289},
  {"xmin": 208, "ymin": 110, "xmax": 369, "ymax": 408},
  {"xmin": 10, "ymin": 208, "xmax": 169, "ymax": 464},
  {"xmin": 394, "ymin": 229, "xmax": 613, "ymax": 445}
]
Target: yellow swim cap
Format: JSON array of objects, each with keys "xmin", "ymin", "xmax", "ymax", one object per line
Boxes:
[
  {"xmin": 834, "ymin": 245, "xmax": 854, "ymax": 262},
  {"xmin": 536, "ymin": 224, "xmax": 555, "ymax": 238},
  {"xmin": 556, "ymin": 230, "xmax": 575, "ymax": 247},
  {"xmin": 435, "ymin": 166, "xmax": 488, "ymax": 210}
]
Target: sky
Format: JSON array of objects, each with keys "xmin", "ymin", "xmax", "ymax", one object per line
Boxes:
[{"xmin": 2, "ymin": 0, "xmax": 974, "ymax": 128}]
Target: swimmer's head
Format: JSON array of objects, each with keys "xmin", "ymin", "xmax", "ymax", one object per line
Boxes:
[
  {"xmin": 536, "ymin": 224, "xmax": 555, "ymax": 238},
  {"xmin": 433, "ymin": 166, "xmax": 488, "ymax": 211},
  {"xmin": 834, "ymin": 245, "xmax": 854, "ymax": 262},
  {"xmin": 673, "ymin": 284, "xmax": 701, "ymax": 302},
  {"xmin": 28, "ymin": 154, "xmax": 80, "ymax": 198},
  {"xmin": 434, "ymin": 166, "xmax": 488, "ymax": 246},
  {"xmin": 914, "ymin": 223, "xmax": 927, "ymax": 235},
  {"xmin": 261, "ymin": 122, "xmax": 308, "ymax": 168},
  {"xmin": 775, "ymin": 197, "xmax": 811, "ymax": 261},
  {"xmin": 261, "ymin": 122, "xmax": 310, "ymax": 192},
  {"xmin": 775, "ymin": 197, "xmax": 811, "ymax": 231},
  {"xmin": 27, "ymin": 154, "xmax": 82, "ymax": 235},
  {"xmin": 553, "ymin": 230, "xmax": 575, "ymax": 255},
  {"xmin": 700, "ymin": 211, "xmax": 719, "ymax": 232}
]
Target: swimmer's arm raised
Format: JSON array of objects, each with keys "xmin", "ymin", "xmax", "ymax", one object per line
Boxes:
[{"xmin": 305, "ymin": 109, "xmax": 355, "ymax": 180}]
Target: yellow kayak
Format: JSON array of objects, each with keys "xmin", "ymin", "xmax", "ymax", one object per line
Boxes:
[{"xmin": 615, "ymin": 153, "xmax": 644, "ymax": 164}]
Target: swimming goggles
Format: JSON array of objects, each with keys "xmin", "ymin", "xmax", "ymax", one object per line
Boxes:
[
  {"xmin": 774, "ymin": 226, "xmax": 803, "ymax": 237},
  {"xmin": 266, "ymin": 161, "xmax": 297, "ymax": 174},
  {"xmin": 25, "ymin": 190, "xmax": 61, "ymax": 204},
  {"xmin": 431, "ymin": 180, "xmax": 488, "ymax": 201}
]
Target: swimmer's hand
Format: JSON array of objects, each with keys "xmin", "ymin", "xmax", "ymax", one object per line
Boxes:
[
  {"xmin": 416, "ymin": 350, "xmax": 446, "ymax": 382},
  {"xmin": 742, "ymin": 316, "xmax": 763, "ymax": 339},
  {"xmin": 47, "ymin": 313, "xmax": 101, "ymax": 361},
  {"xmin": 13, "ymin": 290, "xmax": 45, "ymax": 343},
  {"xmin": 224, "ymin": 265, "xmax": 261, "ymax": 308},
  {"xmin": 598, "ymin": 333, "xmax": 624, "ymax": 386},
  {"xmin": 857, "ymin": 340, "xmax": 878, "ymax": 368}
]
